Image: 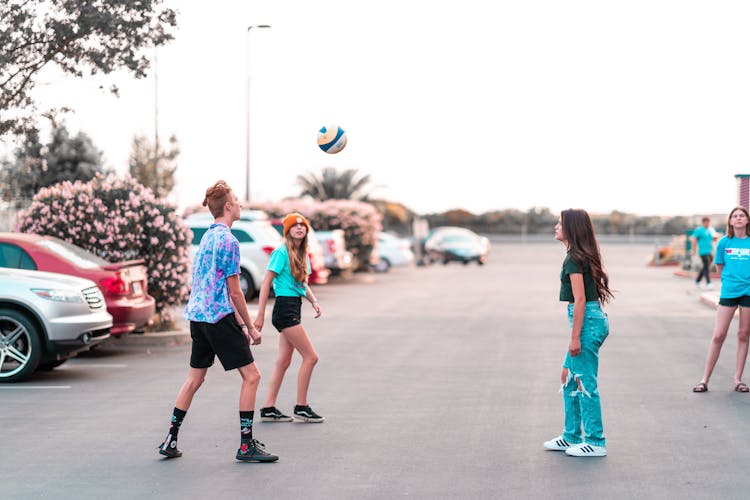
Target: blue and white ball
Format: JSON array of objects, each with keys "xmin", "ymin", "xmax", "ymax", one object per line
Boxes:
[{"xmin": 317, "ymin": 125, "xmax": 347, "ymax": 154}]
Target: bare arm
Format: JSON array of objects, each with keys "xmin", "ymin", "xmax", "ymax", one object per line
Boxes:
[
  {"xmin": 305, "ymin": 284, "xmax": 321, "ymax": 318},
  {"xmin": 569, "ymin": 273, "xmax": 586, "ymax": 356},
  {"xmin": 227, "ymin": 274, "xmax": 261, "ymax": 345},
  {"xmin": 253, "ymin": 270, "xmax": 276, "ymax": 331}
]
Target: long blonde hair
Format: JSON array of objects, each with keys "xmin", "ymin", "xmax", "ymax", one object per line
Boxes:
[{"xmin": 285, "ymin": 235, "xmax": 309, "ymax": 283}]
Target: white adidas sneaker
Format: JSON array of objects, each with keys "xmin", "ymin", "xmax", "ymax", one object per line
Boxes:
[
  {"xmin": 543, "ymin": 435, "xmax": 573, "ymax": 451},
  {"xmin": 565, "ymin": 442, "xmax": 607, "ymax": 457}
]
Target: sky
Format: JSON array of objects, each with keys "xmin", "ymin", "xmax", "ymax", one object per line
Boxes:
[{"xmin": 16, "ymin": 0, "xmax": 750, "ymax": 217}]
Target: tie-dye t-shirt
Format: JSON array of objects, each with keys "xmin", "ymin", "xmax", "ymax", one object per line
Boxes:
[{"xmin": 184, "ymin": 223, "xmax": 240, "ymax": 323}]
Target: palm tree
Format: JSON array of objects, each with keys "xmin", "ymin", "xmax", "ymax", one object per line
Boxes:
[{"xmin": 296, "ymin": 167, "xmax": 372, "ymax": 201}]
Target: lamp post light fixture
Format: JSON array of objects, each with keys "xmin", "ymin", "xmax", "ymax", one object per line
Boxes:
[{"xmin": 245, "ymin": 24, "xmax": 272, "ymax": 203}]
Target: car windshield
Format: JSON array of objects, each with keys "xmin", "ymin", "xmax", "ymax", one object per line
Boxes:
[
  {"xmin": 442, "ymin": 234, "xmax": 474, "ymax": 243},
  {"xmin": 256, "ymin": 223, "xmax": 283, "ymax": 243},
  {"xmin": 37, "ymin": 238, "xmax": 109, "ymax": 269}
]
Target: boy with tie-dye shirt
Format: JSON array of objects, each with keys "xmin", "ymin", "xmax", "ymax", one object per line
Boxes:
[{"xmin": 158, "ymin": 180, "xmax": 278, "ymax": 463}]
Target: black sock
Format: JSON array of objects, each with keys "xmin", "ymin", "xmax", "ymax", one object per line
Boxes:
[
  {"xmin": 240, "ymin": 411, "xmax": 254, "ymax": 442},
  {"xmin": 168, "ymin": 407, "xmax": 187, "ymax": 438}
]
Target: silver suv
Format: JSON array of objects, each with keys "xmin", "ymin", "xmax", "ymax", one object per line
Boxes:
[{"xmin": 0, "ymin": 268, "xmax": 112, "ymax": 382}]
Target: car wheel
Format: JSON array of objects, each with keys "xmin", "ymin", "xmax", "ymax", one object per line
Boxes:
[
  {"xmin": 37, "ymin": 359, "xmax": 67, "ymax": 371},
  {"xmin": 239, "ymin": 268, "xmax": 256, "ymax": 301},
  {"xmin": 374, "ymin": 258, "xmax": 391, "ymax": 273},
  {"xmin": 0, "ymin": 308, "xmax": 42, "ymax": 383}
]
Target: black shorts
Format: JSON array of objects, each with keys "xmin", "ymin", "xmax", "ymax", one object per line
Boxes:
[
  {"xmin": 719, "ymin": 295, "xmax": 750, "ymax": 307},
  {"xmin": 272, "ymin": 296, "xmax": 302, "ymax": 332},
  {"xmin": 189, "ymin": 314, "xmax": 254, "ymax": 370}
]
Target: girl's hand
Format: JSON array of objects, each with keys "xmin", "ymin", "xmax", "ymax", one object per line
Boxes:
[
  {"xmin": 253, "ymin": 315, "xmax": 264, "ymax": 332},
  {"xmin": 249, "ymin": 326, "xmax": 262, "ymax": 345},
  {"xmin": 568, "ymin": 338, "xmax": 581, "ymax": 356},
  {"xmin": 312, "ymin": 301, "xmax": 321, "ymax": 318}
]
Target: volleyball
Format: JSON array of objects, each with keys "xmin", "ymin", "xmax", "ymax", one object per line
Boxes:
[{"xmin": 317, "ymin": 125, "xmax": 347, "ymax": 154}]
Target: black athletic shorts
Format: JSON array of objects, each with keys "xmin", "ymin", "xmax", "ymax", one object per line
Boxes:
[
  {"xmin": 719, "ymin": 295, "xmax": 750, "ymax": 308},
  {"xmin": 272, "ymin": 296, "xmax": 302, "ymax": 332},
  {"xmin": 189, "ymin": 314, "xmax": 253, "ymax": 370}
]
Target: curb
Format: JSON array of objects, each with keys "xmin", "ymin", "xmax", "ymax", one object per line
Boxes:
[{"xmin": 105, "ymin": 330, "xmax": 191, "ymax": 347}]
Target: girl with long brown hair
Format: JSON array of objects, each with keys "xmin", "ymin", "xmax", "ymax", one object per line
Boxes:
[
  {"xmin": 544, "ymin": 208, "xmax": 613, "ymax": 457},
  {"xmin": 693, "ymin": 206, "xmax": 750, "ymax": 393},
  {"xmin": 254, "ymin": 213, "xmax": 324, "ymax": 422}
]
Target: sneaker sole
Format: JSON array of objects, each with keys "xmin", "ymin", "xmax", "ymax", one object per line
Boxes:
[
  {"xmin": 543, "ymin": 445, "xmax": 569, "ymax": 451},
  {"xmin": 158, "ymin": 448, "xmax": 182, "ymax": 458},
  {"xmin": 565, "ymin": 450, "xmax": 606, "ymax": 457},
  {"xmin": 236, "ymin": 454, "xmax": 279, "ymax": 462},
  {"xmin": 293, "ymin": 415, "xmax": 325, "ymax": 423},
  {"xmin": 261, "ymin": 416, "xmax": 293, "ymax": 422}
]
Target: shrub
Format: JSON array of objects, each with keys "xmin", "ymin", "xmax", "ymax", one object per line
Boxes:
[
  {"xmin": 17, "ymin": 173, "xmax": 191, "ymax": 326},
  {"xmin": 311, "ymin": 199, "xmax": 382, "ymax": 269}
]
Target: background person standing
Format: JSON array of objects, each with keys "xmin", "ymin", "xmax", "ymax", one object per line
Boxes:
[{"xmin": 692, "ymin": 217, "xmax": 719, "ymax": 289}]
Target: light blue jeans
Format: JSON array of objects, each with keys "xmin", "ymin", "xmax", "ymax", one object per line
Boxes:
[{"xmin": 561, "ymin": 301, "xmax": 609, "ymax": 447}]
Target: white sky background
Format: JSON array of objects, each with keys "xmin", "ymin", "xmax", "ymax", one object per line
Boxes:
[{"xmin": 18, "ymin": 0, "xmax": 750, "ymax": 216}]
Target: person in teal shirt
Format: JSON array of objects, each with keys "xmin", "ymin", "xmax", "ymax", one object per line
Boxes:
[
  {"xmin": 254, "ymin": 213, "xmax": 325, "ymax": 423},
  {"xmin": 692, "ymin": 217, "xmax": 718, "ymax": 289},
  {"xmin": 694, "ymin": 207, "xmax": 750, "ymax": 393}
]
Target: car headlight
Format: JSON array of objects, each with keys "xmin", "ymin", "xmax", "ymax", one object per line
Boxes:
[{"xmin": 32, "ymin": 288, "xmax": 84, "ymax": 303}]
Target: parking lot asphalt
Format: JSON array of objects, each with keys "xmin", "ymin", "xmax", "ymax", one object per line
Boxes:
[{"xmin": 3, "ymin": 242, "xmax": 750, "ymax": 500}]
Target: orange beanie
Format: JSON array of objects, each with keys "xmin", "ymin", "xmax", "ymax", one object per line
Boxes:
[{"xmin": 282, "ymin": 212, "xmax": 311, "ymax": 237}]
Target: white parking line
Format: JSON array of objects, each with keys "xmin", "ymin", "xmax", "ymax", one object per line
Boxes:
[
  {"xmin": 60, "ymin": 363, "xmax": 128, "ymax": 369},
  {"xmin": 0, "ymin": 386, "xmax": 71, "ymax": 390}
]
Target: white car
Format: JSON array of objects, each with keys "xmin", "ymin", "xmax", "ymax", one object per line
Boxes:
[
  {"xmin": 0, "ymin": 268, "xmax": 112, "ymax": 382},
  {"xmin": 374, "ymin": 232, "xmax": 415, "ymax": 272},
  {"xmin": 185, "ymin": 210, "xmax": 283, "ymax": 300}
]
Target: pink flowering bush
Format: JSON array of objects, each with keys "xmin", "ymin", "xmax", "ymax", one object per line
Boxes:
[
  {"xmin": 17, "ymin": 174, "xmax": 191, "ymax": 326},
  {"xmin": 311, "ymin": 199, "xmax": 382, "ymax": 268}
]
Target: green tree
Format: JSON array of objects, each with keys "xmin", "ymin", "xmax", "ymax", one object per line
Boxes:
[
  {"xmin": 0, "ymin": 124, "xmax": 106, "ymax": 205},
  {"xmin": 0, "ymin": 0, "xmax": 177, "ymax": 136},
  {"xmin": 0, "ymin": 129, "xmax": 44, "ymax": 206},
  {"xmin": 128, "ymin": 134, "xmax": 179, "ymax": 198},
  {"xmin": 297, "ymin": 167, "xmax": 372, "ymax": 200},
  {"xmin": 40, "ymin": 124, "xmax": 104, "ymax": 187}
]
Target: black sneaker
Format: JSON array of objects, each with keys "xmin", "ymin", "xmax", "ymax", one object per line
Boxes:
[
  {"xmin": 236, "ymin": 439, "xmax": 279, "ymax": 462},
  {"xmin": 293, "ymin": 405, "xmax": 325, "ymax": 423},
  {"xmin": 157, "ymin": 434, "xmax": 182, "ymax": 458},
  {"xmin": 260, "ymin": 406, "xmax": 293, "ymax": 422}
]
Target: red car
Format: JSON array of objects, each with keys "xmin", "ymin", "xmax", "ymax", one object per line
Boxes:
[
  {"xmin": 0, "ymin": 233, "xmax": 156, "ymax": 336},
  {"xmin": 270, "ymin": 219, "xmax": 330, "ymax": 285}
]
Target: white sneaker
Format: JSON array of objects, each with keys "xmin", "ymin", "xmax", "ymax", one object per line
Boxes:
[
  {"xmin": 706, "ymin": 283, "xmax": 714, "ymax": 290},
  {"xmin": 543, "ymin": 435, "xmax": 573, "ymax": 451},
  {"xmin": 565, "ymin": 443, "xmax": 606, "ymax": 457},
  {"xmin": 695, "ymin": 282, "xmax": 702, "ymax": 289}
]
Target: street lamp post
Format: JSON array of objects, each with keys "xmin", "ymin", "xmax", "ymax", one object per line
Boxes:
[{"xmin": 245, "ymin": 24, "xmax": 271, "ymax": 203}]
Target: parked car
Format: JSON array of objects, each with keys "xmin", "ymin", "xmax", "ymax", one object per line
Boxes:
[
  {"xmin": 0, "ymin": 267, "xmax": 112, "ymax": 382},
  {"xmin": 374, "ymin": 232, "xmax": 415, "ymax": 272},
  {"xmin": 185, "ymin": 210, "xmax": 283, "ymax": 300},
  {"xmin": 0, "ymin": 233, "xmax": 155, "ymax": 336},
  {"xmin": 270, "ymin": 218, "xmax": 330, "ymax": 285},
  {"xmin": 314, "ymin": 229, "xmax": 353, "ymax": 275},
  {"xmin": 424, "ymin": 227, "xmax": 490, "ymax": 265}
]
